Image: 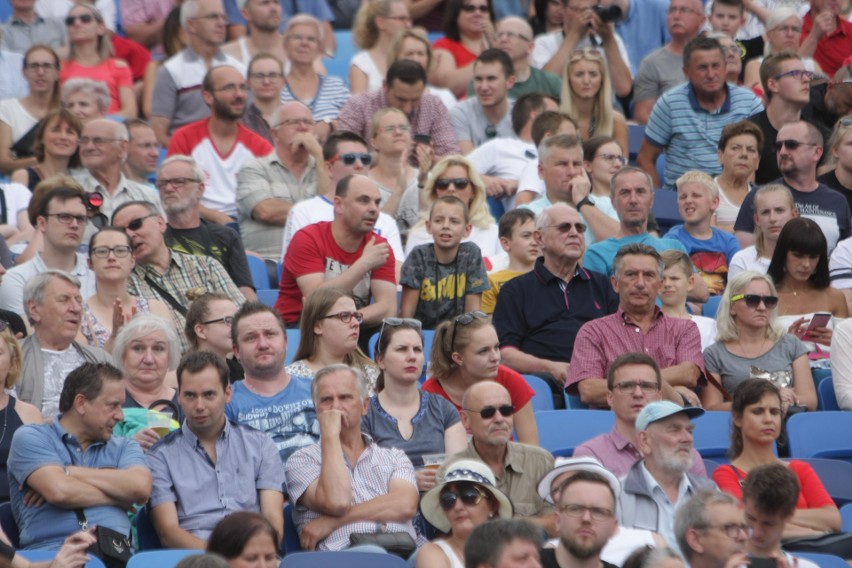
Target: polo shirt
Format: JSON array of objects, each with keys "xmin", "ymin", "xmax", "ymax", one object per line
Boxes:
[
  {"xmin": 493, "ymin": 258, "xmax": 619, "ymax": 364},
  {"xmin": 521, "ymin": 194, "xmax": 619, "ymax": 246},
  {"xmin": 802, "ymin": 11, "xmax": 852, "ymax": 77},
  {"xmin": 645, "ymin": 82, "xmax": 763, "ymax": 188},
  {"xmin": 615, "ymin": 0, "xmax": 671, "ymax": 75},
  {"xmin": 449, "ymin": 98, "xmax": 515, "ymax": 149},
  {"xmin": 583, "ymin": 233, "xmax": 687, "ymax": 277},
  {"xmin": 1, "ymin": 15, "xmax": 66, "ymax": 52}
]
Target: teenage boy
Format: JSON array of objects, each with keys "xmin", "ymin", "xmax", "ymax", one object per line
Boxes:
[
  {"xmin": 706, "ymin": 0, "xmax": 763, "ymax": 61},
  {"xmin": 663, "ymin": 171, "xmax": 741, "ymax": 296},
  {"xmin": 659, "ymin": 251, "xmax": 718, "ymax": 351},
  {"xmin": 400, "ymin": 196, "xmax": 490, "ymax": 329},
  {"xmin": 482, "ymin": 209, "xmax": 539, "ymax": 314}
]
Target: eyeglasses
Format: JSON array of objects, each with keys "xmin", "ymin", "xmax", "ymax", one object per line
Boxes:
[
  {"xmin": 435, "ymin": 178, "xmax": 471, "ymax": 191},
  {"xmin": 439, "ymin": 486, "xmax": 487, "ymax": 510},
  {"xmin": 79, "ymin": 136, "xmax": 122, "ymax": 146},
  {"xmin": 450, "ymin": 310, "xmax": 487, "ymax": 353},
  {"xmin": 155, "ymin": 177, "xmax": 199, "ymax": 190},
  {"xmin": 773, "ymin": 69, "xmax": 814, "ymax": 81},
  {"xmin": 539, "ymin": 222, "xmax": 587, "ymax": 234},
  {"xmin": 193, "ymin": 13, "xmax": 228, "ymax": 21},
  {"xmin": 213, "ymin": 83, "xmax": 249, "ymax": 94},
  {"xmin": 496, "ymin": 30, "xmax": 530, "ymax": 41},
  {"xmin": 771, "ymin": 24, "xmax": 801, "ymax": 33},
  {"xmin": 277, "ymin": 118, "xmax": 315, "ymax": 128},
  {"xmin": 201, "ymin": 316, "xmax": 234, "ymax": 326},
  {"xmin": 381, "ymin": 124, "xmax": 411, "ymax": 133},
  {"xmin": 558, "ymin": 503, "xmax": 614, "ymax": 521},
  {"xmin": 464, "ymin": 404, "xmax": 515, "ymax": 419},
  {"xmin": 90, "ymin": 245, "xmax": 132, "ymax": 259},
  {"xmin": 25, "ymin": 62, "xmax": 58, "ymax": 71},
  {"xmin": 731, "ymin": 294, "xmax": 779, "ymax": 309},
  {"xmin": 612, "ymin": 380, "xmax": 660, "ymax": 394},
  {"xmin": 321, "ymin": 311, "xmax": 365, "ymax": 324},
  {"xmin": 708, "ymin": 523, "xmax": 752, "ymax": 539},
  {"xmin": 595, "ymin": 153, "xmax": 627, "ymax": 165},
  {"xmin": 376, "ymin": 318, "xmax": 422, "ymax": 354},
  {"xmin": 65, "ymin": 13, "xmax": 94, "ymax": 25},
  {"xmin": 123, "ymin": 213, "xmax": 158, "ymax": 231},
  {"xmin": 329, "ymin": 153, "xmax": 373, "ymax": 166},
  {"xmin": 461, "ymin": 4, "xmax": 490, "ymax": 12},
  {"xmin": 720, "ymin": 44, "xmax": 745, "ymax": 58},
  {"xmin": 249, "ymin": 72, "xmax": 284, "ymax": 81},
  {"xmin": 44, "ymin": 212, "xmax": 87, "ymax": 225},
  {"xmin": 775, "ymin": 139, "xmax": 817, "ymax": 152}
]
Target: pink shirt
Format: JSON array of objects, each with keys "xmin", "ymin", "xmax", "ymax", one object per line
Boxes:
[{"xmin": 60, "ymin": 58, "xmax": 132, "ymax": 114}]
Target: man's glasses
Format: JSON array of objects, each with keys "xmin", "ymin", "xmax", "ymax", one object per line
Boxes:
[
  {"xmin": 249, "ymin": 72, "xmax": 284, "ymax": 81},
  {"xmin": 277, "ymin": 118, "xmax": 315, "ymax": 128},
  {"xmin": 540, "ymin": 222, "xmax": 587, "ymax": 234},
  {"xmin": 213, "ymin": 83, "xmax": 249, "ymax": 94},
  {"xmin": 155, "ymin": 177, "xmax": 198, "ymax": 190},
  {"xmin": 25, "ymin": 62, "xmax": 58, "ymax": 71},
  {"xmin": 775, "ymin": 139, "xmax": 817, "ymax": 152},
  {"xmin": 44, "ymin": 213, "xmax": 87, "ymax": 225},
  {"xmin": 708, "ymin": 523, "xmax": 752, "ymax": 539},
  {"xmin": 461, "ymin": 4, "xmax": 489, "ymax": 12},
  {"xmin": 450, "ymin": 310, "xmax": 487, "ymax": 353},
  {"xmin": 193, "ymin": 13, "xmax": 228, "ymax": 21},
  {"xmin": 329, "ymin": 153, "xmax": 373, "ymax": 166},
  {"xmin": 773, "ymin": 69, "xmax": 815, "ymax": 81},
  {"xmin": 79, "ymin": 136, "xmax": 122, "ymax": 146},
  {"xmin": 65, "ymin": 13, "xmax": 94, "ymax": 25},
  {"xmin": 435, "ymin": 178, "xmax": 471, "ymax": 191},
  {"xmin": 612, "ymin": 380, "xmax": 660, "ymax": 394},
  {"xmin": 90, "ymin": 245, "xmax": 132, "ymax": 259},
  {"xmin": 463, "ymin": 405, "xmax": 515, "ymax": 419},
  {"xmin": 202, "ymin": 316, "xmax": 235, "ymax": 326},
  {"xmin": 558, "ymin": 503, "xmax": 614, "ymax": 521},
  {"xmin": 439, "ymin": 486, "xmax": 487, "ymax": 510},
  {"xmin": 496, "ymin": 30, "xmax": 530, "ymax": 41},
  {"xmin": 321, "ymin": 311, "xmax": 365, "ymax": 324},
  {"xmin": 376, "ymin": 318, "xmax": 422, "ymax": 354},
  {"xmin": 123, "ymin": 213, "xmax": 158, "ymax": 231},
  {"xmin": 731, "ymin": 294, "xmax": 779, "ymax": 309}
]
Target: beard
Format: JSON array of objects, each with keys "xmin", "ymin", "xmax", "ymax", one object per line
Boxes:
[{"xmin": 560, "ymin": 532, "xmax": 606, "ymax": 560}]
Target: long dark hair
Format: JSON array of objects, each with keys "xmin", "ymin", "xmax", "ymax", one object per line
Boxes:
[
  {"xmin": 766, "ymin": 217, "xmax": 830, "ymax": 290},
  {"xmin": 207, "ymin": 512, "xmax": 279, "ymax": 560},
  {"xmin": 729, "ymin": 379, "xmax": 782, "ymax": 460},
  {"xmin": 375, "ymin": 321, "xmax": 423, "ymax": 392},
  {"xmin": 443, "ymin": 0, "xmax": 495, "ymax": 41}
]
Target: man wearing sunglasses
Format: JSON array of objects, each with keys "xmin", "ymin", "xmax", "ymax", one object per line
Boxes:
[
  {"xmin": 734, "ymin": 120, "xmax": 851, "ymax": 252},
  {"xmin": 441, "ymin": 381, "xmax": 556, "ymax": 536}
]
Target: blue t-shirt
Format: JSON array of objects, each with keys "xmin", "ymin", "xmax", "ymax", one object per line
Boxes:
[
  {"xmin": 224, "ymin": 0, "xmax": 334, "ymax": 29},
  {"xmin": 663, "ymin": 225, "xmax": 741, "ymax": 295},
  {"xmin": 225, "ymin": 378, "xmax": 319, "ymax": 466},
  {"xmin": 583, "ymin": 233, "xmax": 688, "ymax": 276}
]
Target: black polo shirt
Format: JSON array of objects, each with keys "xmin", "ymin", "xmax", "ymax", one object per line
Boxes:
[{"xmin": 492, "ymin": 258, "xmax": 619, "ymax": 363}]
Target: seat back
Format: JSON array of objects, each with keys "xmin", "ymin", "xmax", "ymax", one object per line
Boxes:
[
  {"xmin": 283, "ymin": 503, "xmax": 302, "ymax": 555},
  {"xmin": 18, "ymin": 551, "xmax": 106, "ymax": 567},
  {"xmin": 0, "ymin": 502, "xmax": 19, "ymax": 549},
  {"xmin": 535, "ymin": 410, "xmax": 614, "ymax": 457},
  {"xmin": 818, "ymin": 376, "xmax": 840, "ymax": 411},
  {"xmin": 523, "ymin": 375, "xmax": 555, "ymax": 411},
  {"xmin": 794, "ymin": 552, "xmax": 849, "ymax": 567},
  {"xmin": 247, "ymin": 255, "xmax": 272, "ymax": 290},
  {"xmin": 787, "ymin": 412, "xmax": 852, "ymax": 460},
  {"xmin": 692, "ymin": 411, "xmax": 732, "ymax": 462},
  {"xmin": 257, "ymin": 289, "xmax": 279, "ymax": 308},
  {"xmin": 281, "ymin": 551, "xmax": 409, "ymax": 567},
  {"xmin": 135, "ymin": 506, "xmax": 162, "ymax": 550},
  {"xmin": 841, "ymin": 502, "xmax": 852, "ymax": 532},
  {"xmin": 286, "ymin": 329, "xmax": 300, "ymax": 364},
  {"xmin": 126, "ymin": 550, "xmax": 199, "ymax": 568},
  {"xmin": 792, "ymin": 458, "xmax": 852, "ymax": 507}
]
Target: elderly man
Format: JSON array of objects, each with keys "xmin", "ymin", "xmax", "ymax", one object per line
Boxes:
[
  {"xmin": 17, "ymin": 271, "xmax": 112, "ymax": 418},
  {"xmin": 123, "ymin": 119, "xmax": 160, "ymax": 185},
  {"xmin": 8, "ymin": 362, "xmax": 151, "ymax": 550},
  {"xmin": 284, "ymin": 364, "xmax": 420, "ymax": 551},
  {"xmin": 493, "ymin": 203, "xmax": 618, "ymax": 403},
  {"xmin": 619, "ymin": 401, "xmax": 715, "ymax": 548},
  {"xmin": 637, "ymin": 36, "xmax": 763, "ymax": 188},
  {"xmin": 227, "ymin": 301, "xmax": 318, "ymax": 465},
  {"xmin": 236, "ymin": 101, "xmax": 331, "ymax": 260},
  {"xmin": 442, "ymin": 382, "xmax": 555, "ymax": 536},
  {"xmin": 673, "ymin": 490, "xmax": 750, "ymax": 568},
  {"xmin": 0, "ymin": 178, "xmax": 97, "ymax": 317},
  {"xmin": 276, "ymin": 175, "xmax": 397, "ymax": 327},
  {"xmin": 574, "ymin": 352, "xmax": 706, "ymax": 477},
  {"xmin": 112, "ymin": 201, "xmax": 245, "ymax": 351},
  {"xmin": 466, "ymin": 520, "xmax": 544, "ymax": 568},
  {"xmin": 568, "ymin": 244, "xmax": 705, "ymax": 408},
  {"xmin": 147, "ymin": 351, "xmax": 284, "ymax": 549},
  {"xmin": 150, "ymin": 0, "xmax": 245, "ymax": 147},
  {"xmin": 158, "ymin": 155, "xmax": 255, "ymax": 300},
  {"xmin": 493, "ymin": 17, "xmax": 560, "ymax": 99}
]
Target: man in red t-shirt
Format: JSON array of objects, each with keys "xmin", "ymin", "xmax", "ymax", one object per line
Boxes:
[{"xmin": 276, "ymin": 174, "xmax": 397, "ymax": 327}]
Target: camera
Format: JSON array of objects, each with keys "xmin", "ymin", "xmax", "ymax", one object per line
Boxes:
[{"xmin": 592, "ymin": 4, "xmax": 622, "ymax": 22}]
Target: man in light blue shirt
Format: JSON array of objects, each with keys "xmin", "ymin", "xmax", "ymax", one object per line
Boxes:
[{"xmin": 0, "ymin": 46, "xmax": 28, "ymax": 99}]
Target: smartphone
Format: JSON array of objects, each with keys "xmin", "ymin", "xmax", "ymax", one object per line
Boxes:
[
  {"xmin": 806, "ymin": 312, "xmax": 832, "ymax": 331},
  {"xmin": 747, "ymin": 556, "xmax": 778, "ymax": 568},
  {"xmin": 414, "ymin": 134, "xmax": 432, "ymax": 145}
]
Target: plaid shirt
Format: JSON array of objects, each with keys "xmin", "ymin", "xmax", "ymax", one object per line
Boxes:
[
  {"xmin": 336, "ymin": 89, "xmax": 459, "ymax": 158},
  {"xmin": 128, "ymin": 252, "xmax": 245, "ymax": 350}
]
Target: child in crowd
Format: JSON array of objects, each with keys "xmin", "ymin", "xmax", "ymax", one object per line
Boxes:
[
  {"xmin": 481, "ymin": 209, "xmax": 539, "ymax": 314},
  {"xmin": 659, "ymin": 250, "xmax": 718, "ymax": 351},
  {"xmin": 400, "ymin": 196, "xmax": 490, "ymax": 329},
  {"xmin": 729, "ymin": 183, "xmax": 797, "ymax": 278},
  {"xmin": 664, "ymin": 171, "xmax": 741, "ymax": 295}
]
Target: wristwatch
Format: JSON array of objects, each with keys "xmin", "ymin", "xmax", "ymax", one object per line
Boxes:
[{"xmin": 576, "ymin": 195, "xmax": 595, "ymax": 210}]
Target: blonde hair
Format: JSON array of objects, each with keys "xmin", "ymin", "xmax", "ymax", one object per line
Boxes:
[
  {"xmin": 753, "ymin": 183, "xmax": 796, "ymax": 258},
  {"xmin": 826, "ymin": 118, "xmax": 852, "ymax": 169},
  {"xmin": 353, "ymin": 0, "xmax": 406, "ymax": 49},
  {"xmin": 388, "ymin": 29, "xmax": 434, "ymax": 72},
  {"xmin": 416, "ymin": 155, "xmax": 495, "ymax": 231},
  {"xmin": 0, "ymin": 329, "xmax": 23, "ymax": 389},
  {"xmin": 67, "ymin": 3, "xmax": 113, "ymax": 61},
  {"xmin": 660, "ymin": 249, "xmax": 694, "ymax": 278},
  {"xmin": 715, "ymin": 271, "xmax": 785, "ymax": 343},
  {"xmin": 429, "ymin": 316, "xmax": 493, "ymax": 380},
  {"xmin": 368, "ymin": 107, "xmax": 409, "ymax": 140},
  {"xmin": 675, "ymin": 170, "xmax": 719, "ymax": 201},
  {"xmin": 560, "ymin": 49, "xmax": 613, "ymax": 138}
]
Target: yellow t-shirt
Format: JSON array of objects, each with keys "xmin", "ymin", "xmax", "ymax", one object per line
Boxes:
[{"xmin": 481, "ymin": 269, "xmax": 526, "ymax": 314}]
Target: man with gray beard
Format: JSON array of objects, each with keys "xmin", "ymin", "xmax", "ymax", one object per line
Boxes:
[{"xmin": 617, "ymin": 400, "xmax": 715, "ymax": 549}]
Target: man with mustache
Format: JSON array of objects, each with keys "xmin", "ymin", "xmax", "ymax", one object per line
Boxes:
[{"xmin": 618, "ymin": 400, "xmax": 715, "ymax": 549}]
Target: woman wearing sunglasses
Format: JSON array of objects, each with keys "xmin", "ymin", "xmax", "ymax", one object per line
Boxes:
[
  {"xmin": 363, "ymin": 318, "xmax": 467, "ymax": 491},
  {"xmin": 185, "ymin": 291, "xmax": 243, "ymax": 382},
  {"xmin": 60, "ymin": 3, "xmax": 136, "ymax": 118},
  {"xmin": 424, "ymin": 311, "xmax": 539, "ymax": 444},
  {"xmin": 767, "ymin": 218, "xmax": 847, "ymax": 367},
  {"xmin": 77, "ymin": 227, "xmax": 170, "ymax": 351},
  {"xmin": 286, "ymin": 287, "xmax": 379, "ymax": 391},
  {"xmin": 404, "ymin": 155, "xmax": 499, "ymax": 261},
  {"xmin": 418, "ymin": 459, "xmax": 513, "ymax": 568},
  {"xmin": 430, "ymin": 0, "xmax": 496, "ymax": 98},
  {"xmin": 701, "ymin": 271, "xmax": 816, "ymax": 411}
]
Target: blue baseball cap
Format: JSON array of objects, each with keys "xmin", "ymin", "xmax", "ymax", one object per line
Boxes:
[{"xmin": 635, "ymin": 400, "xmax": 704, "ymax": 432}]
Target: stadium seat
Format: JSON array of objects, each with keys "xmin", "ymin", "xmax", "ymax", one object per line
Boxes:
[
  {"xmin": 18, "ymin": 551, "xmax": 106, "ymax": 567},
  {"xmin": 792, "ymin": 458, "xmax": 852, "ymax": 507},
  {"xmin": 286, "ymin": 329, "xmax": 300, "ymax": 364},
  {"xmin": 257, "ymin": 289, "xmax": 278, "ymax": 308},
  {"xmin": 283, "ymin": 503, "xmax": 302, "ymax": 555},
  {"xmin": 794, "ymin": 552, "xmax": 848, "ymax": 567},
  {"xmin": 818, "ymin": 376, "xmax": 840, "ymax": 411},
  {"xmin": 126, "ymin": 550, "xmax": 198, "ymax": 567},
  {"xmin": 702, "ymin": 458, "xmax": 719, "ymax": 477},
  {"xmin": 523, "ymin": 375, "xmax": 555, "ymax": 411},
  {"xmin": 564, "ymin": 393, "xmax": 589, "ymax": 409},
  {"xmin": 135, "ymin": 506, "xmax": 162, "ymax": 550},
  {"xmin": 841, "ymin": 503, "xmax": 852, "ymax": 532},
  {"xmin": 692, "ymin": 411, "xmax": 732, "ymax": 463},
  {"xmin": 627, "ymin": 123, "xmax": 644, "ymax": 164},
  {"xmin": 281, "ymin": 551, "xmax": 409, "ymax": 568},
  {"xmin": 650, "ymin": 184, "xmax": 680, "ymax": 232},
  {"xmin": 787, "ymin": 412, "xmax": 852, "ymax": 461},
  {"xmin": 535, "ymin": 410, "xmax": 614, "ymax": 457},
  {"xmin": 248, "ymin": 255, "xmax": 272, "ymax": 290},
  {"xmin": 701, "ymin": 295, "xmax": 722, "ymax": 318},
  {"xmin": 0, "ymin": 502, "xmax": 19, "ymax": 549},
  {"xmin": 368, "ymin": 330, "xmax": 435, "ymax": 382}
]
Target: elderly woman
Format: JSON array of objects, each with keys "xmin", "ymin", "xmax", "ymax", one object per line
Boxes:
[
  {"xmin": 350, "ymin": 0, "xmax": 413, "ymax": 93},
  {"xmin": 185, "ymin": 291, "xmax": 243, "ymax": 382},
  {"xmin": 10, "ymin": 108, "xmax": 82, "ymax": 192},
  {"xmin": 417, "ymin": 460, "xmax": 513, "ymax": 568},
  {"xmin": 714, "ymin": 121, "xmax": 763, "ymax": 233},
  {"xmin": 61, "ymin": 78, "xmax": 109, "ymax": 123},
  {"xmin": 112, "ymin": 313, "xmax": 182, "ymax": 451},
  {"xmin": 701, "ymin": 271, "xmax": 817, "ymax": 411},
  {"xmin": 404, "ymin": 155, "xmax": 499, "ymax": 260}
]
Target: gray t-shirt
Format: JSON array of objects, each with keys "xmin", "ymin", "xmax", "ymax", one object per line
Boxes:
[
  {"xmin": 41, "ymin": 346, "xmax": 87, "ymax": 418},
  {"xmin": 703, "ymin": 334, "xmax": 808, "ymax": 393},
  {"xmin": 449, "ymin": 98, "xmax": 515, "ymax": 148},
  {"xmin": 634, "ymin": 47, "xmax": 685, "ymax": 102}
]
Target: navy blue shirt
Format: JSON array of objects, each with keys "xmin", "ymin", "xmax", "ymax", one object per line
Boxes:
[{"xmin": 492, "ymin": 258, "xmax": 619, "ymax": 363}]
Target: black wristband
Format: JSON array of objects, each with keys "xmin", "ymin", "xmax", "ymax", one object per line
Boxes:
[{"xmin": 576, "ymin": 196, "xmax": 595, "ymax": 210}]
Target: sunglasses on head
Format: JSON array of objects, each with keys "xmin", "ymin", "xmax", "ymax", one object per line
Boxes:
[
  {"xmin": 439, "ymin": 486, "xmax": 487, "ymax": 510},
  {"xmin": 376, "ymin": 318, "xmax": 422, "ymax": 354},
  {"xmin": 449, "ymin": 310, "xmax": 487, "ymax": 354},
  {"xmin": 731, "ymin": 294, "xmax": 779, "ymax": 309},
  {"xmin": 464, "ymin": 404, "xmax": 514, "ymax": 419},
  {"xmin": 435, "ymin": 178, "xmax": 471, "ymax": 191},
  {"xmin": 65, "ymin": 13, "xmax": 95, "ymax": 25}
]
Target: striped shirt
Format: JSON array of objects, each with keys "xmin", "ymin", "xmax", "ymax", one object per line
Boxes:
[
  {"xmin": 645, "ymin": 82, "xmax": 763, "ymax": 189},
  {"xmin": 280, "ymin": 75, "xmax": 350, "ymax": 121}
]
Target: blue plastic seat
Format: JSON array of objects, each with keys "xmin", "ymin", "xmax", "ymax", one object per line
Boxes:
[
  {"xmin": 692, "ymin": 411, "xmax": 732, "ymax": 463},
  {"xmin": 135, "ymin": 506, "xmax": 162, "ymax": 550},
  {"xmin": 257, "ymin": 288, "xmax": 279, "ymax": 308},
  {"xmin": 701, "ymin": 295, "xmax": 723, "ymax": 318},
  {"xmin": 18, "ymin": 551, "xmax": 106, "ymax": 567},
  {"xmin": 523, "ymin": 375, "xmax": 555, "ymax": 411},
  {"xmin": 0, "ymin": 502, "xmax": 19, "ymax": 549},
  {"xmin": 792, "ymin": 458, "xmax": 852, "ymax": 507},
  {"xmin": 627, "ymin": 123, "xmax": 645, "ymax": 164},
  {"xmin": 535, "ymin": 409, "xmax": 614, "ymax": 457},
  {"xmin": 818, "ymin": 376, "xmax": 840, "ymax": 411},
  {"xmin": 794, "ymin": 552, "xmax": 848, "ymax": 567},
  {"xmin": 286, "ymin": 329, "xmax": 300, "ymax": 364},
  {"xmin": 841, "ymin": 502, "xmax": 852, "ymax": 532},
  {"xmin": 564, "ymin": 392, "xmax": 589, "ymax": 409},
  {"xmin": 248, "ymin": 255, "xmax": 272, "ymax": 290},
  {"xmin": 281, "ymin": 551, "xmax": 409, "ymax": 567},
  {"xmin": 650, "ymin": 185, "xmax": 680, "ymax": 232},
  {"xmin": 283, "ymin": 503, "xmax": 302, "ymax": 555},
  {"xmin": 126, "ymin": 550, "xmax": 199, "ymax": 568},
  {"xmin": 787, "ymin": 412, "xmax": 852, "ymax": 461}
]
